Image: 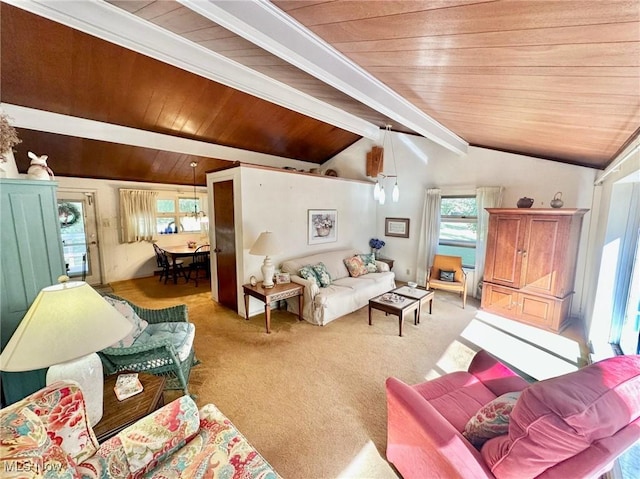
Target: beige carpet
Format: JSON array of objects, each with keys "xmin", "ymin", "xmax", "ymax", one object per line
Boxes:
[{"xmin": 111, "ymin": 278, "xmax": 480, "ymax": 479}]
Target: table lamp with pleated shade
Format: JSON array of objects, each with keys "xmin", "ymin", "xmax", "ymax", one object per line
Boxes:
[{"xmin": 0, "ymin": 277, "xmax": 133, "ymax": 425}]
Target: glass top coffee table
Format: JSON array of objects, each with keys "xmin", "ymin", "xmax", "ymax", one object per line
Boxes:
[
  {"xmin": 392, "ymin": 286, "xmax": 435, "ymax": 323},
  {"xmin": 368, "ymin": 292, "xmax": 419, "ymax": 337}
]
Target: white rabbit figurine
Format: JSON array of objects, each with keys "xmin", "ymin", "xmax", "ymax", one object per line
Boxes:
[{"xmin": 26, "ymin": 151, "xmax": 54, "ymax": 180}]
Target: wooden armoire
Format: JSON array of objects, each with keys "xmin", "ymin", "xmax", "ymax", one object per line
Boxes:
[
  {"xmin": 0, "ymin": 179, "xmax": 66, "ymax": 405},
  {"xmin": 480, "ymin": 208, "xmax": 588, "ymax": 332}
]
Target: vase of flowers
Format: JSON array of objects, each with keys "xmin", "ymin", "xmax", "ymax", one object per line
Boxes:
[{"xmin": 369, "ymin": 238, "xmax": 385, "ymax": 258}]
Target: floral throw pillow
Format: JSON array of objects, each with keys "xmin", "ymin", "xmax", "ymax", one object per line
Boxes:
[
  {"xmin": 298, "ymin": 265, "xmax": 319, "ymax": 285},
  {"xmin": 311, "ymin": 262, "xmax": 332, "ymax": 287},
  {"xmin": 463, "ymin": 391, "xmax": 522, "ymax": 448},
  {"xmin": 358, "ymin": 253, "xmax": 377, "ymax": 273},
  {"xmin": 344, "ymin": 256, "xmax": 368, "ymax": 278}
]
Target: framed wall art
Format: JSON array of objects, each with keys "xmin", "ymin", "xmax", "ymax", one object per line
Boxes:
[
  {"xmin": 385, "ymin": 217, "xmax": 410, "ymax": 238},
  {"xmin": 275, "ymin": 272, "xmax": 291, "ymax": 284},
  {"xmin": 308, "ymin": 209, "xmax": 338, "ymax": 245}
]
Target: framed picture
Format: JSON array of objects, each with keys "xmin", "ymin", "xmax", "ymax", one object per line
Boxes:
[
  {"xmin": 385, "ymin": 217, "xmax": 410, "ymax": 238},
  {"xmin": 308, "ymin": 209, "xmax": 338, "ymax": 245},
  {"xmin": 275, "ymin": 272, "xmax": 290, "ymax": 284}
]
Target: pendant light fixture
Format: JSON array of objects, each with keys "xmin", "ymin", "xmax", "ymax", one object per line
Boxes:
[
  {"xmin": 373, "ymin": 125, "xmax": 399, "ymax": 204},
  {"xmin": 190, "ymin": 162, "xmax": 208, "ymax": 223}
]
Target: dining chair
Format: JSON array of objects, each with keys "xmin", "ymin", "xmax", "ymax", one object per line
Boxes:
[
  {"xmin": 187, "ymin": 245, "xmax": 211, "ymax": 287},
  {"xmin": 426, "ymin": 254, "xmax": 468, "ymax": 308},
  {"xmin": 153, "ymin": 243, "xmax": 186, "ymax": 284}
]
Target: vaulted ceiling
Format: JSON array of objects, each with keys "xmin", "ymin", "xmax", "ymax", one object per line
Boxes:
[{"xmin": 2, "ymin": 1, "xmax": 638, "ymax": 186}]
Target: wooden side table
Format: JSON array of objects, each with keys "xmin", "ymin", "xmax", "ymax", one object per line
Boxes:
[
  {"xmin": 93, "ymin": 373, "xmax": 166, "ymax": 443},
  {"xmin": 242, "ymin": 281, "xmax": 304, "ymax": 333},
  {"xmin": 377, "ymin": 257, "xmax": 394, "ymax": 270}
]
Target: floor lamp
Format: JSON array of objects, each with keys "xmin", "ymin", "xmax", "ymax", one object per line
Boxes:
[{"xmin": 0, "ymin": 277, "xmax": 133, "ymax": 425}]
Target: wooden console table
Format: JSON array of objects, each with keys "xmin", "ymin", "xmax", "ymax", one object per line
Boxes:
[
  {"xmin": 93, "ymin": 373, "xmax": 166, "ymax": 443},
  {"xmin": 242, "ymin": 281, "xmax": 304, "ymax": 333}
]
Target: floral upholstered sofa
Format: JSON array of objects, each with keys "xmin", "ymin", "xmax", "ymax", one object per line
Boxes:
[
  {"xmin": 280, "ymin": 248, "xmax": 395, "ymax": 325},
  {"xmin": 0, "ymin": 380, "xmax": 280, "ymax": 479}
]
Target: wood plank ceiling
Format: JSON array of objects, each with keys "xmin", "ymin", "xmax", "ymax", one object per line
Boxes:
[
  {"xmin": 2, "ymin": 1, "xmax": 639, "ymax": 185},
  {"xmin": 271, "ymin": 0, "xmax": 639, "ymax": 167}
]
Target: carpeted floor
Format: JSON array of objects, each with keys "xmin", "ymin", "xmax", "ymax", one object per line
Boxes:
[{"xmin": 111, "ymin": 277, "xmax": 482, "ymax": 478}]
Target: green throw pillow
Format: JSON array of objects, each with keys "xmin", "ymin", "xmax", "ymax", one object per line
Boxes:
[
  {"xmin": 311, "ymin": 262, "xmax": 332, "ymax": 287},
  {"xmin": 298, "ymin": 265, "xmax": 319, "ymax": 285},
  {"xmin": 359, "ymin": 253, "xmax": 377, "ymax": 273}
]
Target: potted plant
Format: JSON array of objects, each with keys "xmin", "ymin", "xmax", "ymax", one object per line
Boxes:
[{"xmin": 0, "ymin": 113, "xmax": 21, "ymax": 163}]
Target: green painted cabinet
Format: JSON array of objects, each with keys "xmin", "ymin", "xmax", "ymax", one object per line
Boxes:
[{"xmin": 0, "ymin": 179, "xmax": 66, "ymax": 404}]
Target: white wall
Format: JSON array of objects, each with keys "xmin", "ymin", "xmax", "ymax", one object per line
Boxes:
[
  {"xmin": 324, "ymin": 133, "xmax": 598, "ymax": 318},
  {"xmin": 207, "ymin": 165, "xmax": 377, "ymax": 316}
]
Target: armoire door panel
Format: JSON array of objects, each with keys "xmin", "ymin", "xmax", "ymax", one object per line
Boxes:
[
  {"xmin": 0, "ymin": 179, "xmax": 65, "ymax": 406},
  {"xmin": 485, "ymin": 215, "xmax": 524, "ymax": 287},
  {"xmin": 519, "ymin": 294, "xmax": 555, "ymax": 328},
  {"xmin": 481, "ymin": 283, "xmax": 517, "ymax": 316},
  {"xmin": 521, "ymin": 217, "xmax": 561, "ymax": 294}
]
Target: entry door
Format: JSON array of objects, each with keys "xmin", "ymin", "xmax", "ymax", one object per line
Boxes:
[
  {"xmin": 57, "ymin": 191, "xmax": 102, "ymax": 285},
  {"xmin": 213, "ymin": 180, "xmax": 237, "ymax": 311}
]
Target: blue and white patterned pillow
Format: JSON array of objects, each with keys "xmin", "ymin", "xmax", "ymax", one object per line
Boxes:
[
  {"xmin": 298, "ymin": 265, "xmax": 319, "ymax": 285},
  {"xmin": 358, "ymin": 253, "xmax": 377, "ymax": 273},
  {"xmin": 311, "ymin": 262, "xmax": 332, "ymax": 287}
]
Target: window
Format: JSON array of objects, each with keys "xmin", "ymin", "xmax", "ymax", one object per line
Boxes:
[
  {"xmin": 438, "ymin": 196, "xmax": 477, "ymax": 268},
  {"xmin": 157, "ymin": 194, "xmax": 205, "ymax": 234}
]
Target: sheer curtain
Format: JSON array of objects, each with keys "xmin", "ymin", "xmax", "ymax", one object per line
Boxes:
[
  {"xmin": 416, "ymin": 188, "xmax": 441, "ymax": 286},
  {"xmin": 474, "ymin": 186, "xmax": 504, "ymax": 298},
  {"xmin": 120, "ymin": 189, "xmax": 158, "ymax": 243}
]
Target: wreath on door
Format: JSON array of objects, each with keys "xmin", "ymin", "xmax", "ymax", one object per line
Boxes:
[{"xmin": 58, "ymin": 202, "xmax": 81, "ymax": 228}]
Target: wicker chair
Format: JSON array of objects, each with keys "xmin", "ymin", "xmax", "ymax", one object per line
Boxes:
[{"xmin": 98, "ymin": 294, "xmax": 198, "ymax": 396}]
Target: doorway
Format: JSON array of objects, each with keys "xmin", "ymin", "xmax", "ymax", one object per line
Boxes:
[
  {"xmin": 212, "ymin": 180, "xmax": 237, "ymax": 311},
  {"xmin": 57, "ymin": 191, "xmax": 102, "ymax": 285}
]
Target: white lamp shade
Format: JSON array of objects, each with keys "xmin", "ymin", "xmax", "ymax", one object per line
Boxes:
[
  {"xmin": 0, "ymin": 281, "xmax": 133, "ymax": 372},
  {"xmin": 249, "ymin": 231, "xmax": 281, "ymax": 256},
  {"xmin": 392, "ymin": 182, "xmax": 400, "ymax": 202}
]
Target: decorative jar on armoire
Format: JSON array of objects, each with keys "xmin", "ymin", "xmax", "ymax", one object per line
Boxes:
[
  {"xmin": 480, "ymin": 208, "xmax": 588, "ymax": 332},
  {"xmin": 0, "ymin": 179, "xmax": 66, "ymax": 405}
]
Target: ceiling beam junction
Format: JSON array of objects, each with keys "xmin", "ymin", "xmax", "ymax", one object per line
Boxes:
[{"xmin": 182, "ymin": 0, "xmax": 468, "ymax": 155}]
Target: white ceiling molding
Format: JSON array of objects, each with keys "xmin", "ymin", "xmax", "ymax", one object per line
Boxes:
[
  {"xmin": 182, "ymin": 0, "xmax": 468, "ymax": 156},
  {"xmin": 3, "ymin": 104, "xmax": 316, "ymax": 169},
  {"xmin": 4, "ymin": 0, "xmax": 379, "ymax": 140}
]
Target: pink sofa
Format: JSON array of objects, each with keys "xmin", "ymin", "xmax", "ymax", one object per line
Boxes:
[{"xmin": 386, "ymin": 350, "xmax": 640, "ymax": 479}]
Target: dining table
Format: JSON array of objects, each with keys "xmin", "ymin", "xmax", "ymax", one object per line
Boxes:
[{"xmin": 162, "ymin": 244, "xmax": 208, "ymax": 283}]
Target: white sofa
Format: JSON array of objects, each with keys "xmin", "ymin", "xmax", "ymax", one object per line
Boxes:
[{"xmin": 281, "ymin": 248, "xmax": 396, "ymax": 326}]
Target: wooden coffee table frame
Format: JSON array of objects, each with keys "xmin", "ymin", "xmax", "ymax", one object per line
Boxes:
[
  {"xmin": 93, "ymin": 373, "xmax": 166, "ymax": 443},
  {"xmin": 368, "ymin": 294, "xmax": 419, "ymax": 337},
  {"xmin": 392, "ymin": 286, "xmax": 435, "ymax": 323},
  {"xmin": 242, "ymin": 281, "xmax": 304, "ymax": 333}
]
